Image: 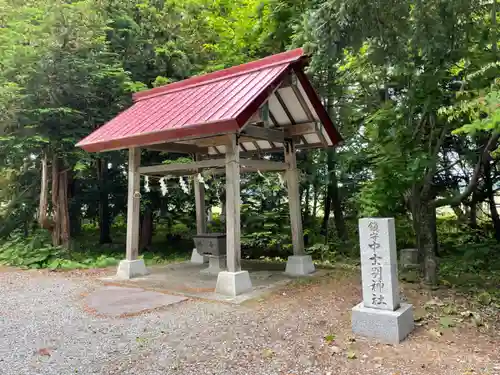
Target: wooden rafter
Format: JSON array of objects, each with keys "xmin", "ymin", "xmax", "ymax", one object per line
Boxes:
[{"xmin": 291, "ymin": 84, "xmax": 315, "ymax": 121}]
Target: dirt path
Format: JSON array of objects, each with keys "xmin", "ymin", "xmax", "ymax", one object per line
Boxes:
[{"xmin": 1, "ymin": 267, "xmax": 499, "ymax": 375}]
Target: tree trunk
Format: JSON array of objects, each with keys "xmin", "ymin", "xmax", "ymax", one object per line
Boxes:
[
  {"xmin": 325, "ymin": 150, "xmax": 348, "ymax": 241},
  {"xmin": 69, "ymin": 175, "xmax": 81, "ymax": 237},
  {"xmin": 97, "ymin": 158, "xmax": 112, "ymax": 244},
  {"xmin": 469, "ymin": 192, "xmax": 478, "ymax": 229},
  {"xmin": 303, "ymin": 183, "xmax": 310, "ymax": 226},
  {"xmin": 51, "ymin": 156, "xmax": 61, "ymax": 245},
  {"xmin": 321, "ymin": 186, "xmax": 332, "ymax": 236},
  {"xmin": 451, "ymin": 204, "xmax": 467, "ymax": 223},
  {"xmin": 140, "ymin": 206, "xmax": 153, "ymax": 250},
  {"xmin": 411, "ymin": 190, "xmax": 438, "ymax": 285},
  {"xmin": 58, "ymin": 169, "xmax": 70, "ymax": 249},
  {"xmin": 484, "ymin": 161, "xmax": 500, "ymax": 242},
  {"xmin": 50, "ymin": 157, "xmax": 71, "ymax": 249},
  {"xmin": 38, "ymin": 152, "xmax": 50, "ymax": 229},
  {"xmin": 312, "ymin": 183, "xmax": 319, "ymax": 219}
]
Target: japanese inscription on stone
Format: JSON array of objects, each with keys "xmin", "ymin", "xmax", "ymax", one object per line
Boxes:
[
  {"xmin": 359, "ymin": 218, "xmax": 400, "ymax": 311},
  {"xmin": 368, "ymin": 221, "xmax": 386, "ymax": 307}
]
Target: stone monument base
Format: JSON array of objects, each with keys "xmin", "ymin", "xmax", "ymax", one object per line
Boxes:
[
  {"xmin": 285, "ymin": 255, "xmax": 315, "ymax": 276},
  {"xmin": 215, "ymin": 270, "xmax": 253, "ymax": 296},
  {"xmin": 190, "ymin": 248, "xmax": 208, "ymax": 264},
  {"xmin": 200, "ymin": 255, "xmax": 226, "ymax": 276},
  {"xmin": 116, "ymin": 259, "xmax": 149, "ymax": 279},
  {"xmin": 351, "ymin": 302, "xmax": 414, "ymax": 344}
]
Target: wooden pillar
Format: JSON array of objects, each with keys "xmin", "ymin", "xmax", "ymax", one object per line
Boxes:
[
  {"xmin": 284, "ymin": 140, "xmax": 305, "ymax": 255},
  {"xmin": 126, "ymin": 147, "xmax": 141, "ymax": 260},
  {"xmin": 225, "ymin": 134, "xmax": 241, "ymax": 272},
  {"xmin": 194, "ymin": 154, "xmax": 207, "ymax": 234}
]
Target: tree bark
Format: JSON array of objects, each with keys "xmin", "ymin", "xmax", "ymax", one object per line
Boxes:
[
  {"xmin": 58, "ymin": 169, "xmax": 70, "ymax": 249},
  {"xmin": 97, "ymin": 158, "xmax": 112, "ymax": 244},
  {"xmin": 411, "ymin": 190, "xmax": 438, "ymax": 285},
  {"xmin": 321, "ymin": 185, "xmax": 332, "ymax": 236},
  {"xmin": 51, "ymin": 156, "xmax": 60, "ymax": 245},
  {"xmin": 140, "ymin": 206, "xmax": 153, "ymax": 250},
  {"xmin": 69, "ymin": 175, "xmax": 81, "ymax": 237},
  {"xmin": 484, "ymin": 161, "xmax": 500, "ymax": 242},
  {"xmin": 38, "ymin": 152, "xmax": 50, "ymax": 229},
  {"xmin": 469, "ymin": 192, "xmax": 479, "ymax": 229},
  {"xmin": 323, "ymin": 149, "xmax": 348, "ymax": 241},
  {"xmin": 312, "ymin": 183, "xmax": 319, "ymax": 219},
  {"xmin": 304, "ymin": 183, "xmax": 310, "ymax": 226},
  {"xmin": 50, "ymin": 156, "xmax": 71, "ymax": 249}
]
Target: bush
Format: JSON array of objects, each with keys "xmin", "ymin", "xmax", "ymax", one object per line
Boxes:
[
  {"xmin": 0, "ymin": 231, "xmax": 62, "ymax": 269},
  {"xmin": 169, "ymin": 221, "xmax": 190, "ymax": 240}
]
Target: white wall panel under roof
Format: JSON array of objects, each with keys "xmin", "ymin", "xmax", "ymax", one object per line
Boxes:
[
  {"xmin": 267, "ymin": 94, "xmax": 289, "ymax": 126},
  {"xmin": 242, "ymin": 142, "xmax": 256, "ymax": 150},
  {"xmin": 298, "ymin": 80, "xmax": 320, "ymax": 122},
  {"xmin": 208, "ymin": 147, "xmax": 217, "ymax": 155},
  {"xmin": 216, "ymin": 145, "xmax": 226, "ymax": 153},
  {"xmin": 304, "ymin": 133, "xmax": 320, "ymax": 144},
  {"xmin": 276, "ymin": 87, "xmax": 309, "ymax": 123},
  {"xmin": 256, "ymin": 140, "xmax": 272, "ymax": 149}
]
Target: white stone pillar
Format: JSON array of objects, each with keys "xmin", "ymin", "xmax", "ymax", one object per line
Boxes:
[
  {"xmin": 116, "ymin": 147, "xmax": 148, "ymax": 279},
  {"xmin": 351, "ymin": 218, "xmax": 414, "ymax": 343},
  {"xmin": 215, "ymin": 134, "xmax": 252, "ymax": 296},
  {"xmin": 284, "ymin": 141, "xmax": 314, "ymax": 276}
]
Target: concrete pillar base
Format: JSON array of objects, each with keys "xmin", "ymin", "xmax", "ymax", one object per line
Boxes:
[
  {"xmin": 116, "ymin": 259, "xmax": 149, "ymax": 279},
  {"xmin": 191, "ymin": 248, "xmax": 208, "ymax": 264},
  {"xmin": 215, "ymin": 271, "xmax": 252, "ymax": 296},
  {"xmin": 200, "ymin": 255, "xmax": 226, "ymax": 276},
  {"xmin": 352, "ymin": 302, "xmax": 414, "ymax": 344},
  {"xmin": 285, "ymin": 255, "xmax": 315, "ymax": 276}
]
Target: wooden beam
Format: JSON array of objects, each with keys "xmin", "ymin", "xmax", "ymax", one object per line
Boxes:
[
  {"xmin": 284, "ymin": 141, "xmax": 305, "ymax": 255},
  {"xmin": 269, "ymin": 110, "xmax": 279, "ymax": 127},
  {"xmin": 240, "ymin": 125, "xmax": 284, "ymax": 143},
  {"xmin": 291, "ymin": 84, "xmax": 315, "ymax": 121},
  {"xmin": 126, "ymin": 147, "xmax": 141, "ymax": 260},
  {"xmin": 193, "ymin": 154, "xmax": 207, "ymax": 234},
  {"xmin": 138, "ymin": 159, "xmax": 225, "ymax": 175},
  {"xmin": 144, "ymin": 142, "xmax": 208, "ymax": 154},
  {"xmin": 284, "ymin": 122, "xmax": 316, "ymax": 137},
  {"xmin": 206, "ymin": 141, "xmax": 325, "ymax": 159},
  {"xmin": 240, "ymin": 159, "xmax": 288, "ymax": 171},
  {"xmin": 225, "ymin": 134, "xmax": 241, "ymax": 272},
  {"xmin": 190, "ymin": 135, "xmax": 231, "ymax": 148}
]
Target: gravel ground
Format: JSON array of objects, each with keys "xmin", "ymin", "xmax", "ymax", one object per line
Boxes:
[{"xmin": 1, "ymin": 269, "xmax": 499, "ymax": 375}]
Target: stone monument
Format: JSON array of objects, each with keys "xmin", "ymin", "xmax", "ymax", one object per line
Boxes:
[
  {"xmin": 351, "ymin": 218, "xmax": 414, "ymax": 344},
  {"xmin": 400, "ymin": 248, "xmax": 419, "ymax": 270}
]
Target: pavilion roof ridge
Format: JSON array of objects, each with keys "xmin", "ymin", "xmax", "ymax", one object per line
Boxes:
[{"xmin": 132, "ymin": 48, "xmax": 306, "ymax": 103}]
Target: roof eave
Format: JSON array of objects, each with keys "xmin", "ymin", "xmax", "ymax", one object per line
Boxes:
[{"xmin": 77, "ymin": 119, "xmax": 240, "ymax": 153}]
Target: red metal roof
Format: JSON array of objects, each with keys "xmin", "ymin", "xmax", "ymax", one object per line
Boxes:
[{"xmin": 76, "ymin": 48, "xmax": 341, "ymax": 152}]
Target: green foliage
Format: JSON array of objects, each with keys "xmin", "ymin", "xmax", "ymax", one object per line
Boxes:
[
  {"xmin": 306, "ymin": 243, "xmax": 336, "ymax": 262},
  {"xmin": 0, "ymin": 231, "xmax": 62, "ymax": 268},
  {"xmin": 169, "ymin": 221, "xmax": 191, "ymax": 239},
  {"xmin": 0, "ymin": 0, "xmax": 498, "ymax": 294}
]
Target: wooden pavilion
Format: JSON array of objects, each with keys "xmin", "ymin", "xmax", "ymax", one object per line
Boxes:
[{"xmin": 77, "ymin": 48, "xmax": 342, "ymax": 296}]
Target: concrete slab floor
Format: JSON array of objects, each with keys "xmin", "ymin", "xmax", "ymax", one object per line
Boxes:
[
  {"xmin": 84, "ymin": 286, "xmax": 188, "ymax": 316},
  {"xmin": 100, "ymin": 260, "xmax": 326, "ymax": 304}
]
